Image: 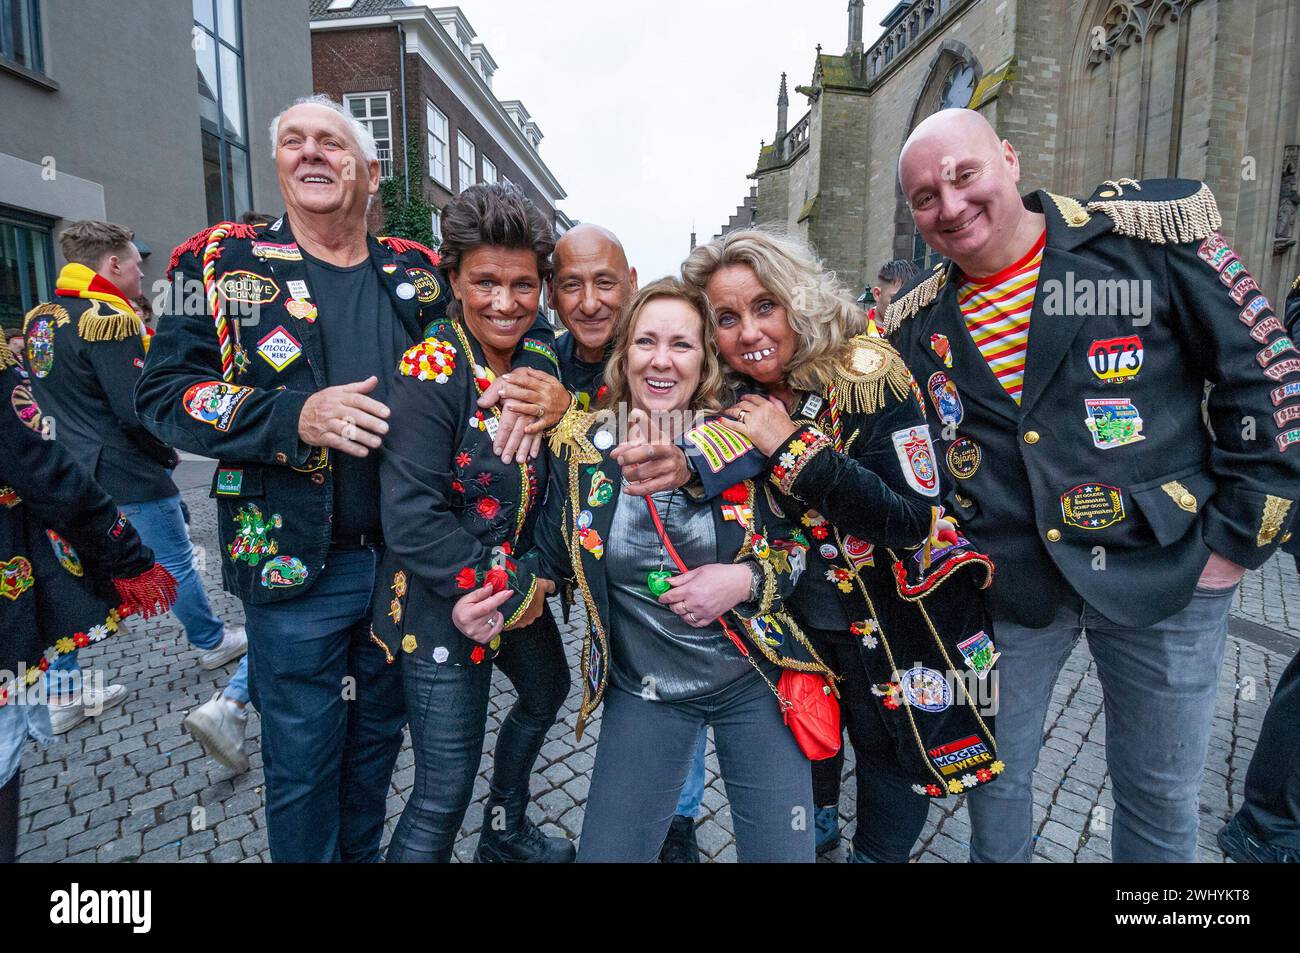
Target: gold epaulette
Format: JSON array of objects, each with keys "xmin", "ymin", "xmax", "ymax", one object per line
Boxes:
[
  {"xmin": 832, "ymin": 335, "xmax": 914, "ymax": 414},
  {"xmin": 0, "ymin": 344, "xmax": 15, "ymax": 372},
  {"xmin": 1291, "ymin": 273, "xmax": 1299, "ymax": 294},
  {"xmin": 546, "ymin": 403, "xmax": 602, "ymax": 464},
  {"xmin": 1087, "ymin": 179, "xmax": 1223, "ymax": 245},
  {"xmin": 880, "ymin": 264, "xmax": 946, "ymax": 335},
  {"xmin": 21, "ymin": 302, "xmax": 70, "ymax": 335},
  {"xmin": 77, "ymin": 299, "xmax": 142, "ymax": 342}
]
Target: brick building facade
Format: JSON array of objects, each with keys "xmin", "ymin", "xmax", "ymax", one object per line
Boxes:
[
  {"xmin": 309, "ymin": 0, "xmax": 565, "ymax": 242},
  {"xmin": 752, "ymin": 0, "xmax": 1300, "ymax": 304}
]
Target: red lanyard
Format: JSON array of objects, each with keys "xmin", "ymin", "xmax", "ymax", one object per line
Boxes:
[{"xmin": 642, "ymin": 495, "xmax": 750, "ymax": 658}]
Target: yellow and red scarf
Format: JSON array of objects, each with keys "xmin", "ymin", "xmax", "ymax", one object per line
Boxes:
[{"xmin": 54, "ymin": 263, "xmax": 141, "ymax": 342}]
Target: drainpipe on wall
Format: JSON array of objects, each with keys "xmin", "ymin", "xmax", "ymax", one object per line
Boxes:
[{"xmin": 398, "ymin": 23, "xmax": 409, "ymax": 202}]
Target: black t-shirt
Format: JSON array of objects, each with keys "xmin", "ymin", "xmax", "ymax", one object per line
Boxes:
[
  {"xmin": 555, "ymin": 332, "xmax": 607, "ymax": 410},
  {"xmin": 304, "ymin": 250, "xmax": 408, "ymax": 539}
]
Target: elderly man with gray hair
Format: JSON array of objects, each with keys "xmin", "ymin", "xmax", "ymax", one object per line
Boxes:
[{"xmin": 136, "ymin": 96, "xmax": 558, "ymax": 862}]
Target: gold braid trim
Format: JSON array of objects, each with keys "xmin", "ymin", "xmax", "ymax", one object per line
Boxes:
[
  {"xmin": 22, "ymin": 302, "xmax": 71, "ymax": 335},
  {"xmin": 1048, "ymin": 192, "xmax": 1092, "ymax": 227},
  {"xmin": 77, "ymin": 299, "xmax": 143, "ymax": 342},
  {"xmin": 368, "ymin": 626, "xmax": 395, "ymax": 666},
  {"xmin": 1258, "ymin": 495, "xmax": 1293, "ymax": 547},
  {"xmin": 503, "ymin": 574, "xmax": 539, "ymax": 629},
  {"xmin": 569, "ymin": 456, "xmax": 610, "ymax": 740},
  {"xmin": 880, "ymin": 266, "xmax": 946, "ymax": 335},
  {"xmin": 546, "ymin": 402, "xmax": 602, "ymax": 464},
  {"xmin": 1087, "ymin": 181, "xmax": 1223, "ymax": 245},
  {"xmin": 0, "ymin": 346, "xmax": 14, "ymax": 372},
  {"xmin": 832, "ymin": 335, "xmax": 914, "ymax": 414}
]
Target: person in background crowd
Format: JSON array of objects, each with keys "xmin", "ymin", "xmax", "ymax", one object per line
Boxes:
[
  {"xmin": 887, "ymin": 107, "xmax": 1300, "ymax": 862},
  {"xmin": 23, "ymin": 221, "xmax": 247, "ymax": 737},
  {"xmin": 866, "ymin": 259, "xmax": 918, "ymax": 336},
  {"xmin": 372, "ymin": 182, "xmax": 572, "ymax": 864},
  {"xmin": 1218, "ymin": 272, "xmax": 1300, "ymax": 864},
  {"xmin": 523, "ymin": 278, "xmax": 833, "ymax": 862},
  {"xmin": 683, "ymin": 230, "xmax": 995, "ymax": 864},
  {"xmin": 137, "ymin": 96, "xmax": 557, "ymax": 862},
  {"xmin": 5, "ymin": 329, "xmax": 25, "ymax": 373},
  {"xmin": 0, "ymin": 345, "xmax": 177, "ymax": 862}
]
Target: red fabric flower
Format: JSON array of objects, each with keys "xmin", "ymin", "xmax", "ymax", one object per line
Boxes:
[
  {"xmin": 73, "ymin": 632, "xmax": 90, "ymax": 648},
  {"xmin": 882, "ymin": 694, "xmax": 901, "ymax": 711},
  {"xmin": 456, "ymin": 452, "xmax": 472, "ymax": 469},
  {"xmin": 38, "ymin": 657, "xmax": 49, "ymax": 672},
  {"xmin": 484, "ymin": 567, "xmax": 509, "ymax": 594},
  {"xmin": 721, "ymin": 483, "xmax": 748, "ymax": 504},
  {"xmin": 475, "ymin": 472, "xmax": 494, "ymax": 488},
  {"xmin": 811, "ymin": 525, "xmax": 829, "ymax": 540},
  {"xmin": 476, "ymin": 496, "xmax": 501, "ymax": 520},
  {"xmin": 451, "ymin": 480, "xmax": 465, "ymax": 494},
  {"xmin": 772, "ymin": 465, "xmax": 787, "ymax": 480},
  {"xmin": 976, "ymin": 768, "xmax": 992, "ymax": 783},
  {"xmin": 925, "ymin": 784, "xmax": 942, "ymax": 797},
  {"xmin": 455, "ymin": 567, "xmax": 478, "ymax": 590},
  {"xmin": 470, "ymin": 645, "xmax": 486, "ymax": 664},
  {"xmin": 595, "ymin": 385, "xmax": 608, "ymax": 404},
  {"xmin": 499, "ymin": 542, "xmax": 513, "ymax": 556}
]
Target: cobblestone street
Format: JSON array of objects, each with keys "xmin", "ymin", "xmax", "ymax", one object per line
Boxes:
[{"xmin": 14, "ymin": 462, "xmax": 1299, "ymax": 863}]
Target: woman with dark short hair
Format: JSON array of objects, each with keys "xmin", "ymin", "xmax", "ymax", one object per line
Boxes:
[{"xmin": 373, "ymin": 183, "xmax": 572, "ymax": 863}]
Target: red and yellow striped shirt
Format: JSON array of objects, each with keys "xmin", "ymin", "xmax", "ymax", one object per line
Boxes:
[{"xmin": 957, "ymin": 230, "xmax": 1046, "ymax": 405}]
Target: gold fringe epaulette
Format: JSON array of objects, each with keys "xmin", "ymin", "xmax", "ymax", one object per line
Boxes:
[
  {"xmin": 833, "ymin": 335, "xmax": 913, "ymax": 414},
  {"xmin": 77, "ymin": 299, "xmax": 142, "ymax": 342},
  {"xmin": 546, "ymin": 403, "xmax": 602, "ymax": 464},
  {"xmin": 1048, "ymin": 192, "xmax": 1092, "ymax": 227},
  {"xmin": 1087, "ymin": 181, "xmax": 1223, "ymax": 245},
  {"xmin": 1291, "ymin": 273, "xmax": 1299, "ymax": 294},
  {"xmin": 0, "ymin": 343, "xmax": 15, "ymax": 372},
  {"xmin": 880, "ymin": 265, "xmax": 946, "ymax": 335},
  {"xmin": 21, "ymin": 302, "xmax": 70, "ymax": 335}
]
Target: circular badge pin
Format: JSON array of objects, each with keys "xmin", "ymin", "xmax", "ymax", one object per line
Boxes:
[
  {"xmin": 899, "ymin": 666, "xmax": 952, "ymax": 712},
  {"xmin": 593, "ymin": 429, "xmax": 615, "ymax": 450},
  {"xmin": 819, "ymin": 544, "xmax": 839, "ymax": 560},
  {"xmin": 947, "ymin": 437, "xmax": 982, "ymax": 480},
  {"xmin": 396, "ymin": 283, "xmax": 417, "ymax": 300},
  {"xmin": 433, "ymin": 646, "xmax": 449, "ymax": 664}
]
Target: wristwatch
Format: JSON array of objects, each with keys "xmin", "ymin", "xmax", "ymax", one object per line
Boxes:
[{"xmin": 745, "ymin": 561, "xmax": 764, "ymax": 603}]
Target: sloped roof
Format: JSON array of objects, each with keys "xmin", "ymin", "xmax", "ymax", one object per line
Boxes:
[{"xmin": 308, "ymin": 0, "xmax": 406, "ymax": 21}]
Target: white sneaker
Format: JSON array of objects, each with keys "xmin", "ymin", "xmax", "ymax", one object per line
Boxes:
[
  {"xmin": 183, "ymin": 692, "xmax": 249, "ymax": 773},
  {"xmin": 48, "ymin": 683, "xmax": 127, "ymax": 734},
  {"xmin": 200, "ymin": 626, "xmax": 247, "ymax": 670}
]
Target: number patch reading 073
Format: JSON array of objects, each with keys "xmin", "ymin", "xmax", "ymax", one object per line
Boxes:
[{"xmin": 1088, "ymin": 336, "xmax": 1144, "ymax": 384}]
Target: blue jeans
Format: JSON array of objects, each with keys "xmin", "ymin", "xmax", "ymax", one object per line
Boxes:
[
  {"xmin": 119, "ymin": 494, "xmax": 224, "ymax": 650},
  {"xmin": 243, "ymin": 547, "xmax": 405, "ymax": 863},
  {"xmin": 578, "ymin": 673, "xmax": 814, "ymax": 862},
  {"xmin": 674, "ymin": 727, "xmax": 708, "ymax": 818},
  {"xmin": 968, "ymin": 586, "xmax": 1234, "ymax": 863},
  {"xmin": 47, "ymin": 494, "xmax": 237, "ymax": 698}
]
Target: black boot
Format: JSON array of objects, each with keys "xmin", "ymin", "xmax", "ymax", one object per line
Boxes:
[
  {"xmin": 658, "ymin": 814, "xmax": 700, "ymax": 863},
  {"xmin": 474, "ymin": 791, "xmax": 575, "ymax": 864}
]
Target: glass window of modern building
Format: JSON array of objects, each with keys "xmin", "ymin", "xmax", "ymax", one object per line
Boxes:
[
  {"xmin": 194, "ymin": 0, "xmax": 252, "ymax": 225},
  {"xmin": 0, "ymin": 208, "xmax": 55, "ymax": 332},
  {"xmin": 0, "ymin": 0, "xmax": 44, "ymax": 73}
]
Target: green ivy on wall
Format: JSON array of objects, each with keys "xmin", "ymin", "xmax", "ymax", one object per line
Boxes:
[{"xmin": 379, "ymin": 124, "xmax": 437, "ymax": 248}]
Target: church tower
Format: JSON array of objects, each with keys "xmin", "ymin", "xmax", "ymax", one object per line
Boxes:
[{"xmin": 776, "ymin": 72, "xmax": 789, "ymax": 141}]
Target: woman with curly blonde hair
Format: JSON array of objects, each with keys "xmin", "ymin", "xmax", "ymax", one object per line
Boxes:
[{"xmin": 681, "ymin": 229, "xmax": 998, "ymax": 864}]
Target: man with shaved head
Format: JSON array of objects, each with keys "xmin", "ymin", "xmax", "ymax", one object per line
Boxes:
[{"xmin": 886, "ymin": 107, "xmax": 1300, "ymax": 862}]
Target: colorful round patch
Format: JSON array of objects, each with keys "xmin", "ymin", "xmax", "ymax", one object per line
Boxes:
[
  {"xmin": 946, "ymin": 437, "xmax": 982, "ymax": 480},
  {"xmin": 899, "ymin": 666, "xmax": 952, "ymax": 712},
  {"xmin": 47, "ymin": 530, "xmax": 83, "ymax": 577},
  {"xmin": 399, "ymin": 339, "xmax": 457, "ymax": 383},
  {"xmin": 260, "ymin": 555, "xmax": 309, "ymax": 588}
]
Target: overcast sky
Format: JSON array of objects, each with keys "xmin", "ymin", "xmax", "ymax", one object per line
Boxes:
[{"xmin": 432, "ymin": 0, "xmax": 898, "ymax": 281}]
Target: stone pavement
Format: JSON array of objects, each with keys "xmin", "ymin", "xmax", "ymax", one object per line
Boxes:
[{"xmin": 14, "ymin": 467, "xmax": 1299, "ymax": 863}]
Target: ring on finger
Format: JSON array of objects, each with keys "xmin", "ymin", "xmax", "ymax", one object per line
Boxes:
[{"xmin": 687, "ymin": 611, "xmax": 700, "ymax": 623}]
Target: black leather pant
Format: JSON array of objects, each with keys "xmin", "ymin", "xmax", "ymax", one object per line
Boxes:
[{"xmin": 387, "ymin": 606, "xmax": 570, "ymax": 861}]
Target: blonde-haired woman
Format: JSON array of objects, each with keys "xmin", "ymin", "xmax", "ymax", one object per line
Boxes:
[
  {"xmin": 682, "ymin": 230, "xmax": 997, "ymax": 863},
  {"xmin": 515, "ymin": 277, "xmax": 833, "ymax": 862}
]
